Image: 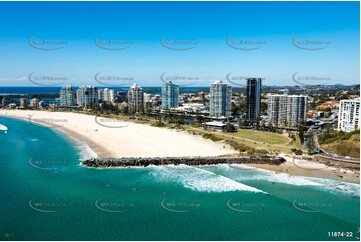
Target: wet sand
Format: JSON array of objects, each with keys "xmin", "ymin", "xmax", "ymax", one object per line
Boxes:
[
  {"xmin": 0, "ymin": 110, "xmax": 237, "ymax": 158},
  {"xmin": 248, "ymin": 161, "xmax": 360, "ymax": 184}
]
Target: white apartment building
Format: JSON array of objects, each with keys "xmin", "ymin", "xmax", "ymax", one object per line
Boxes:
[
  {"xmin": 127, "ymin": 83, "xmax": 144, "ymax": 113},
  {"xmin": 337, "ymin": 99, "xmax": 360, "ymax": 132},
  {"xmin": 210, "ymin": 80, "xmax": 232, "ymax": 118},
  {"xmin": 98, "ymin": 88, "xmax": 116, "ymax": 104},
  {"xmin": 30, "ymin": 98, "xmax": 40, "ymax": 108},
  {"xmin": 60, "ymin": 85, "xmax": 75, "ymax": 106},
  {"xmin": 76, "ymin": 85, "xmax": 99, "ymax": 108},
  {"xmin": 144, "ymin": 93, "xmax": 152, "ymax": 103},
  {"xmin": 267, "ymin": 94, "xmax": 307, "ymax": 127}
]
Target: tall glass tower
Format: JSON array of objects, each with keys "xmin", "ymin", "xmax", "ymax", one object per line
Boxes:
[
  {"xmin": 60, "ymin": 85, "xmax": 75, "ymax": 107},
  {"xmin": 246, "ymin": 78, "xmax": 262, "ymax": 121},
  {"xmin": 76, "ymin": 85, "xmax": 99, "ymax": 108},
  {"xmin": 127, "ymin": 83, "xmax": 144, "ymax": 113},
  {"xmin": 210, "ymin": 80, "xmax": 232, "ymax": 118},
  {"xmin": 161, "ymin": 81, "xmax": 179, "ymax": 109}
]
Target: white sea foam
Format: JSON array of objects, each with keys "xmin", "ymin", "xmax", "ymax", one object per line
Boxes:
[
  {"xmin": 220, "ymin": 164, "xmax": 360, "ymax": 196},
  {"xmin": 302, "ymin": 177, "xmax": 360, "ymax": 197},
  {"xmin": 225, "ymin": 164, "xmax": 322, "ymax": 186},
  {"xmin": 150, "ymin": 164, "xmax": 266, "ymax": 193},
  {"xmin": 75, "ymin": 141, "xmax": 97, "ymax": 161}
]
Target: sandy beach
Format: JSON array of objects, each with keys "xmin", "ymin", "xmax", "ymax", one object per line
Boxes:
[
  {"xmin": 1, "ymin": 109, "xmax": 359, "ymax": 183},
  {"xmin": 0, "ymin": 110, "xmax": 237, "ymax": 158},
  {"xmin": 248, "ymin": 154, "xmax": 360, "ymax": 184}
]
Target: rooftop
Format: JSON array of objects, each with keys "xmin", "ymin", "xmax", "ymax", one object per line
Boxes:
[{"xmin": 205, "ymin": 121, "xmax": 228, "ymax": 127}]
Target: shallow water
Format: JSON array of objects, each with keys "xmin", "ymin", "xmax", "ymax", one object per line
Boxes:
[{"xmin": 0, "ymin": 116, "xmax": 359, "ymax": 240}]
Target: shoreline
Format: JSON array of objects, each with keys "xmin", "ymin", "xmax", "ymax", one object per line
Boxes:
[
  {"xmin": 1, "ymin": 110, "xmax": 359, "ymax": 184},
  {"xmin": 56, "ymin": 125, "xmax": 113, "ymax": 158},
  {"xmin": 251, "ymin": 154, "xmax": 360, "ymax": 184},
  {"xmin": 0, "ymin": 113, "xmax": 112, "ymax": 158},
  {"xmin": 247, "ymin": 163, "xmax": 359, "ymax": 184},
  {"xmin": 0, "ymin": 110, "xmax": 237, "ymax": 158}
]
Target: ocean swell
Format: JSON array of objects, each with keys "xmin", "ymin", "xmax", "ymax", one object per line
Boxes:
[{"xmin": 149, "ymin": 164, "xmax": 266, "ymax": 193}]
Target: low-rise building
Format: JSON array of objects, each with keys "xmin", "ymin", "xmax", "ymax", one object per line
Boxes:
[
  {"xmin": 174, "ymin": 103, "xmax": 207, "ymax": 113},
  {"xmin": 8, "ymin": 103, "xmax": 17, "ymax": 109},
  {"xmin": 204, "ymin": 121, "xmax": 229, "ymax": 131}
]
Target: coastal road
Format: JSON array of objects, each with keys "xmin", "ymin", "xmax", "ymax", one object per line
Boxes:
[{"xmin": 314, "ymin": 132, "xmax": 360, "ymax": 163}]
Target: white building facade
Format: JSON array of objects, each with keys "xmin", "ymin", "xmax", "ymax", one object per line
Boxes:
[
  {"xmin": 127, "ymin": 83, "xmax": 144, "ymax": 113},
  {"xmin": 210, "ymin": 80, "xmax": 232, "ymax": 118},
  {"xmin": 267, "ymin": 94, "xmax": 307, "ymax": 127},
  {"xmin": 30, "ymin": 98, "xmax": 40, "ymax": 108},
  {"xmin": 76, "ymin": 85, "xmax": 99, "ymax": 108},
  {"xmin": 60, "ymin": 85, "xmax": 75, "ymax": 106},
  {"xmin": 337, "ymin": 99, "xmax": 360, "ymax": 132},
  {"xmin": 98, "ymin": 88, "xmax": 116, "ymax": 104},
  {"xmin": 161, "ymin": 81, "xmax": 179, "ymax": 109}
]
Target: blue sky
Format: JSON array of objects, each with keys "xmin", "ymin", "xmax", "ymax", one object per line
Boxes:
[{"xmin": 0, "ymin": 1, "xmax": 359, "ymax": 87}]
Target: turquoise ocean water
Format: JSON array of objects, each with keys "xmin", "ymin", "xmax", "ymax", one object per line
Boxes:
[{"xmin": 0, "ymin": 116, "xmax": 359, "ymax": 241}]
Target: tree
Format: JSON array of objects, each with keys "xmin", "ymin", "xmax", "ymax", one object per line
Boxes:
[
  {"xmin": 152, "ymin": 113, "xmax": 164, "ymax": 126},
  {"xmin": 195, "ymin": 110, "xmax": 204, "ymax": 123},
  {"xmin": 165, "ymin": 109, "xmax": 173, "ymax": 123},
  {"xmin": 298, "ymin": 121, "xmax": 305, "ymax": 144},
  {"xmin": 261, "ymin": 102, "xmax": 268, "ymax": 115},
  {"xmin": 283, "ymin": 119, "xmax": 288, "ymax": 128},
  {"xmin": 306, "ymin": 131, "xmax": 315, "ymax": 155},
  {"xmin": 267, "ymin": 122, "xmax": 275, "ymax": 132},
  {"xmin": 255, "ymin": 119, "xmax": 260, "ymax": 130},
  {"xmin": 123, "ymin": 106, "xmax": 129, "ymax": 115},
  {"xmin": 176, "ymin": 113, "xmax": 186, "ymax": 126},
  {"xmin": 223, "ymin": 123, "xmax": 236, "ymax": 133},
  {"xmin": 291, "ymin": 148, "xmax": 303, "ymax": 155},
  {"xmin": 231, "ymin": 102, "xmax": 241, "ymax": 114},
  {"xmin": 239, "ymin": 119, "xmax": 249, "ymax": 127},
  {"xmin": 260, "ymin": 120, "xmax": 266, "ymax": 130}
]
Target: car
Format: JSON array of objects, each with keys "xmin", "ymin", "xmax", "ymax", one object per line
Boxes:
[{"xmin": 344, "ymin": 156, "xmax": 351, "ymax": 159}]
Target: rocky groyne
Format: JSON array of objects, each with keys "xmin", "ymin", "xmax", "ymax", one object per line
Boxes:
[{"xmin": 82, "ymin": 156, "xmax": 286, "ymax": 168}]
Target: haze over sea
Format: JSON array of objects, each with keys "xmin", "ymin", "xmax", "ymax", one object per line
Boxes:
[{"xmin": 0, "ymin": 116, "xmax": 359, "ymax": 241}]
